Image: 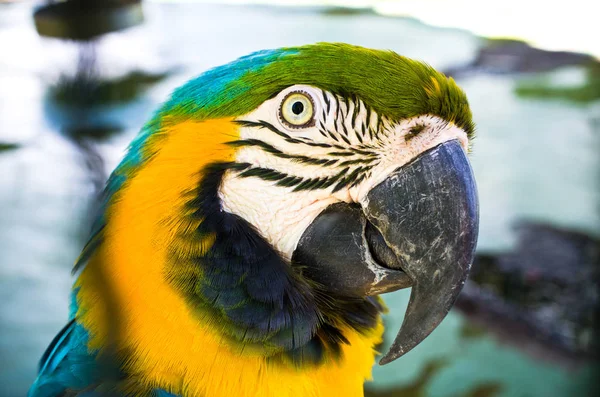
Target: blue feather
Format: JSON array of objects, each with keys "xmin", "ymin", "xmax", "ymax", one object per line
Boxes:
[
  {"xmin": 74, "ymin": 48, "xmax": 298, "ymax": 274},
  {"xmin": 152, "ymin": 389, "xmax": 180, "ymax": 397},
  {"xmin": 29, "ymin": 291, "xmax": 99, "ymax": 397}
]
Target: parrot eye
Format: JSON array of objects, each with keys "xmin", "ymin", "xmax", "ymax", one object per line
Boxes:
[{"xmin": 279, "ymin": 91, "xmax": 315, "ymax": 128}]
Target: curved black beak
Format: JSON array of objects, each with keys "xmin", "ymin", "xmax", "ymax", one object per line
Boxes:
[
  {"xmin": 364, "ymin": 139, "xmax": 479, "ymax": 364},
  {"xmin": 293, "ymin": 139, "xmax": 479, "ymax": 365}
]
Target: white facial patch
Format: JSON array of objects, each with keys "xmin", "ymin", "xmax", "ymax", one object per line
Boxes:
[
  {"xmin": 220, "ymin": 175, "xmax": 339, "ymax": 259},
  {"xmin": 349, "ymin": 115, "xmax": 469, "ymax": 204},
  {"xmin": 218, "ymin": 84, "xmax": 469, "ymax": 258}
]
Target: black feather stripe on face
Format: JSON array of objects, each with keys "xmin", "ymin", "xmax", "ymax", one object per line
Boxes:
[
  {"xmin": 230, "ymin": 119, "xmax": 379, "ymax": 192},
  {"xmin": 165, "ymin": 163, "xmax": 384, "ymax": 367}
]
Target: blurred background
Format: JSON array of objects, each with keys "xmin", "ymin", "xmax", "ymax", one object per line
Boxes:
[{"xmin": 0, "ymin": 0, "xmax": 598, "ymax": 396}]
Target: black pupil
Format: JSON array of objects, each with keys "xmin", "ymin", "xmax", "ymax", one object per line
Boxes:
[{"xmin": 291, "ymin": 101, "xmax": 304, "ymax": 115}]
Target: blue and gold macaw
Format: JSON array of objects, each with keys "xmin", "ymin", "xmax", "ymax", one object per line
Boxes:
[{"xmin": 29, "ymin": 43, "xmax": 479, "ymax": 397}]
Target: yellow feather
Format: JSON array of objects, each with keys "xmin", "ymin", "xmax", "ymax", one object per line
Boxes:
[{"xmin": 76, "ymin": 118, "xmax": 382, "ymax": 396}]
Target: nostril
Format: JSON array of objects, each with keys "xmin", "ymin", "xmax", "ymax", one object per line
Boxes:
[{"xmin": 405, "ymin": 123, "xmax": 426, "ymax": 142}]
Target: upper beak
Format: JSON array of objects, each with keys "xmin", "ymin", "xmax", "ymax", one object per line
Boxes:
[{"xmin": 293, "ymin": 139, "xmax": 479, "ymax": 365}]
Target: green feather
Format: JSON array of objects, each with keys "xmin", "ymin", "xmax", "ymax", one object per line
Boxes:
[{"xmin": 162, "ymin": 42, "xmax": 474, "ymax": 137}]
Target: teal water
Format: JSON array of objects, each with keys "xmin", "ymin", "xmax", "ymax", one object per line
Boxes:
[{"xmin": 0, "ymin": 2, "xmax": 598, "ymax": 396}]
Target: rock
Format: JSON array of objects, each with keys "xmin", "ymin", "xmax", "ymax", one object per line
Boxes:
[
  {"xmin": 446, "ymin": 39, "xmax": 597, "ymax": 76},
  {"xmin": 33, "ymin": 0, "xmax": 144, "ymax": 41},
  {"xmin": 456, "ymin": 221, "xmax": 600, "ymax": 366}
]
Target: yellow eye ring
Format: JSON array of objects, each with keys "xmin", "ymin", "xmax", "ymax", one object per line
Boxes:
[{"xmin": 279, "ymin": 91, "xmax": 315, "ymax": 128}]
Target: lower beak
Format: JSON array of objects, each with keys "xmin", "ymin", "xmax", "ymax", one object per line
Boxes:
[{"xmin": 293, "ymin": 139, "xmax": 479, "ymax": 365}]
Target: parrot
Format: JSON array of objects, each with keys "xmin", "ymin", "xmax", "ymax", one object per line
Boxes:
[{"xmin": 29, "ymin": 43, "xmax": 479, "ymax": 397}]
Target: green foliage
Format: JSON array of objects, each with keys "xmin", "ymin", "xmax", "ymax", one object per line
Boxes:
[
  {"xmin": 364, "ymin": 358, "xmax": 502, "ymax": 397},
  {"xmin": 0, "ymin": 143, "xmax": 19, "ymax": 152},
  {"xmin": 51, "ymin": 70, "xmax": 171, "ymax": 106},
  {"xmin": 458, "ymin": 322, "xmax": 488, "ymax": 340},
  {"xmin": 515, "ymin": 63, "xmax": 600, "ymax": 104},
  {"xmin": 320, "ymin": 7, "xmax": 375, "ymax": 16},
  {"xmin": 484, "ymin": 37, "xmax": 527, "ymax": 48}
]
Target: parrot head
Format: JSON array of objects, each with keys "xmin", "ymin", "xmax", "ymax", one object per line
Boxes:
[{"xmin": 72, "ymin": 43, "xmax": 478, "ymax": 392}]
